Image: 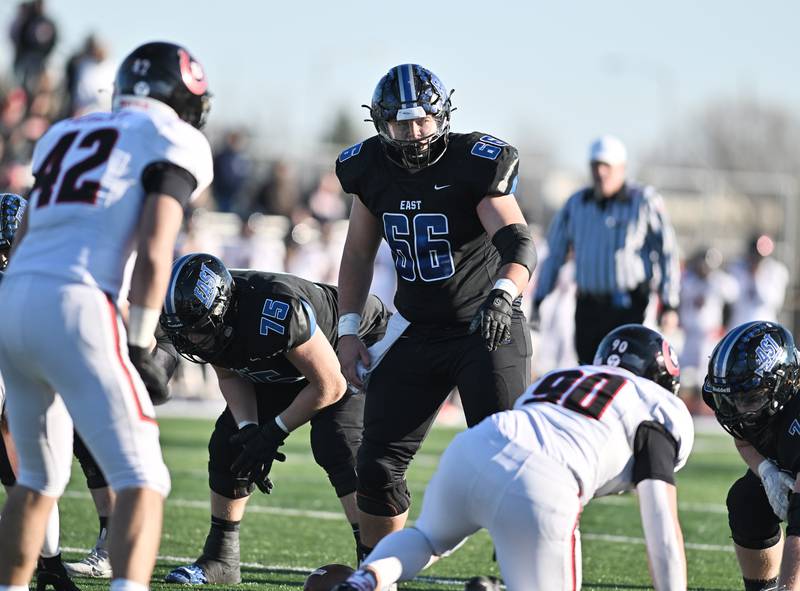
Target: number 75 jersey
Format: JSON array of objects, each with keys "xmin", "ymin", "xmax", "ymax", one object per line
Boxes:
[
  {"xmin": 508, "ymin": 364, "xmax": 694, "ymax": 503},
  {"xmin": 8, "ymin": 104, "xmax": 213, "ymax": 298}
]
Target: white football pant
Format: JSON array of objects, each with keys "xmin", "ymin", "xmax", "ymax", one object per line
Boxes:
[
  {"xmin": 0, "ymin": 275, "xmax": 170, "ymax": 497},
  {"xmin": 366, "ymin": 421, "xmax": 582, "ymax": 590}
]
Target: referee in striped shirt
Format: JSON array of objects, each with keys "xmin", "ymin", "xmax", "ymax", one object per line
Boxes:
[{"xmin": 533, "ymin": 135, "xmax": 680, "ymax": 364}]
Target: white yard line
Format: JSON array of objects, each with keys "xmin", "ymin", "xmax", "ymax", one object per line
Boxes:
[{"xmin": 59, "ymin": 490, "xmax": 733, "ymax": 554}]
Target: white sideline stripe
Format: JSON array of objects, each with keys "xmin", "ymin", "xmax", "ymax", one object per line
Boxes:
[
  {"xmin": 59, "ymin": 491, "xmax": 733, "ymax": 554},
  {"xmin": 581, "ymin": 533, "xmax": 732, "ymax": 552},
  {"xmin": 61, "ymin": 490, "xmax": 343, "ymax": 520}
]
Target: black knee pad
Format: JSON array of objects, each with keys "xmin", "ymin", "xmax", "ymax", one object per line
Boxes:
[
  {"xmin": 73, "ymin": 434, "xmax": 108, "ymax": 489},
  {"xmin": 356, "ymin": 456, "xmax": 411, "ymax": 517},
  {"xmin": 208, "ymin": 411, "xmax": 254, "ymax": 500},
  {"xmin": 310, "ymin": 392, "xmax": 362, "ymax": 497},
  {"xmin": 727, "ymin": 470, "xmax": 782, "ymax": 550}
]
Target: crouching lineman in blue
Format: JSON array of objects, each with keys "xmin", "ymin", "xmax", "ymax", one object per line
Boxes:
[
  {"xmin": 704, "ymin": 321, "xmax": 800, "ymax": 591},
  {"xmin": 335, "ymin": 324, "xmax": 693, "ymax": 591}
]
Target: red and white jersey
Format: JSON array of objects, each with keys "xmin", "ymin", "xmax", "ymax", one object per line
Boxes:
[
  {"xmin": 7, "ymin": 102, "xmax": 213, "ymax": 299},
  {"xmin": 493, "ymin": 364, "xmax": 694, "ymax": 504}
]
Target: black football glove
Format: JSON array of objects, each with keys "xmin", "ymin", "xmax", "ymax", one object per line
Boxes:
[
  {"xmin": 230, "ymin": 420, "xmax": 288, "ymax": 493},
  {"xmin": 469, "ymin": 289, "xmax": 514, "ymax": 352},
  {"xmin": 128, "ymin": 344, "xmax": 169, "ymax": 405}
]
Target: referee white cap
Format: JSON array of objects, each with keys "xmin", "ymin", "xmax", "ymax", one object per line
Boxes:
[{"xmin": 589, "ymin": 135, "xmax": 627, "ymax": 165}]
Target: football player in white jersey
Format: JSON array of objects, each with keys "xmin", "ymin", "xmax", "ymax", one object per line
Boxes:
[
  {"xmin": 0, "ymin": 41, "xmax": 213, "ymax": 591},
  {"xmin": 335, "ymin": 324, "xmax": 694, "ymax": 591}
]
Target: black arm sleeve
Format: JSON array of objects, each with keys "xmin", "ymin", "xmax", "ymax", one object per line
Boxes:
[
  {"xmin": 632, "ymin": 421, "xmax": 679, "ymax": 485},
  {"xmin": 141, "ymin": 161, "xmax": 197, "ymax": 207},
  {"xmin": 491, "ymin": 223, "xmax": 537, "ymax": 275}
]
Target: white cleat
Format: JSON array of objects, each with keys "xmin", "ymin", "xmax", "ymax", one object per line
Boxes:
[{"xmin": 63, "ymin": 546, "xmax": 112, "ymax": 578}]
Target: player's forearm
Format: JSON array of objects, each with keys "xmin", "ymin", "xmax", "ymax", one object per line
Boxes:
[
  {"xmin": 338, "ymin": 251, "xmax": 374, "ymax": 315},
  {"xmin": 278, "ymin": 376, "xmax": 346, "ymax": 432},
  {"xmin": 495, "ymin": 262, "xmax": 531, "ymax": 297},
  {"xmin": 217, "ymin": 371, "xmax": 258, "ymax": 426},
  {"xmin": 779, "ymin": 536, "xmax": 800, "ymax": 589},
  {"xmin": 735, "ymin": 437, "xmax": 766, "ymax": 474},
  {"xmin": 129, "ymin": 194, "xmax": 184, "ymax": 310},
  {"xmin": 637, "ymin": 479, "xmax": 686, "ymax": 591}
]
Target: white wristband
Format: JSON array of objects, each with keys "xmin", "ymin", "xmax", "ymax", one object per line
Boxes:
[
  {"xmin": 493, "ymin": 278, "xmax": 519, "ymax": 300},
  {"xmin": 274, "ymin": 415, "xmax": 290, "ymax": 434},
  {"xmin": 127, "ymin": 305, "xmax": 161, "ymax": 348},
  {"xmin": 338, "ymin": 313, "xmax": 362, "ymax": 336},
  {"xmin": 237, "ymin": 420, "xmax": 256, "ymax": 430}
]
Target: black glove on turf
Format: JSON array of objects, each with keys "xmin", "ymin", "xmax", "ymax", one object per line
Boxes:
[
  {"xmin": 128, "ymin": 344, "xmax": 169, "ymax": 405},
  {"xmin": 469, "ymin": 289, "xmax": 514, "ymax": 352},
  {"xmin": 230, "ymin": 421, "xmax": 288, "ymax": 493}
]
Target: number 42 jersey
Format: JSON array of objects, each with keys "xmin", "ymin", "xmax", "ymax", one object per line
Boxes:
[
  {"xmin": 336, "ymin": 132, "xmax": 519, "ymax": 324},
  {"xmin": 8, "ymin": 103, "xmax": 213, "ymax": 299},
  {"xmin": 497, "ymin": 364, "xmax": 695, "ymax": 504}
]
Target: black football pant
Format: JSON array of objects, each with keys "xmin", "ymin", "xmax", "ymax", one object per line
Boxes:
[
  {"xmin": 574, "ymin": 286, "xmax": 650, "ymax": 365},
  {"xmin": 208, "ymin": 382, "xmax": 364, "ymax": 499},
  {"xmin": 357, "ymin": 311, "xmax": 531, "ymax": 516},
  {"xmin": 726, "ymin": 469, "xmax": 782, "ymax": 550}
]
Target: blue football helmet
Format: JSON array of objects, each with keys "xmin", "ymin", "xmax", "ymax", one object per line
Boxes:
[
  {"xmin": 703, "ymin": 321, "xmax": 800, "ymax": 440},
  {"xmin": 0, "ymin": 193, "xmax": 27, "ymax": 270},
  {"xmin": 369, "ymin": 64, "xmax": 452, "ymax": 170},
  {"xmin": 160, "ymin": 253, "xmax": 235, "ymax": 362}
]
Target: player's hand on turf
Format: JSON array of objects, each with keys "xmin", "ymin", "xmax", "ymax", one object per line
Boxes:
[
  {"xmin": 469, "ymin": 289, "xmax": 514, "ymax": 352},
  {"xmin": 230, "ymin": 420, "xmax": 287, "ymax": 491},
  {"xmin": 758, "ymin": 459, "xmax": 795, "ymax": 520},
  {"xmin": 128, "ymin": 344, "xmax": 169, "ymax": 404},
  {"xmin": 337, "ymin": 335, "xmax": 369, "ymax": 388}
]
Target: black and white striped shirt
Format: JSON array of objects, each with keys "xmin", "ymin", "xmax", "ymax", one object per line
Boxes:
[{"xmin": 534, "ymin": 182, "xmax": 680, "ymax": 308}]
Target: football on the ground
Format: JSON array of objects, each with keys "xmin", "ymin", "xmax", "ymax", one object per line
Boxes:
[{"xmin": 303, "ymin": 563, "xmax": 355, "ymax": 591}]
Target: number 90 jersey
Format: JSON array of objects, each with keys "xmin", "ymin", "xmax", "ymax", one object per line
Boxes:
[
  {"xmin": 7, "ymin": 103, "xmax": 213, "ymax": 299},
  {"xmin": 502, "ymin": 364, "xmax": 694, "ymax": 504},
  {"xmin": 336, "ymin": 132, "xmax": 519, "ymax": 324}
]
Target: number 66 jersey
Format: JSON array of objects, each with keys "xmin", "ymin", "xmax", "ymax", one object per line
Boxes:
[
  {"xmin": 7, "ymin": 103, "xmax": 213, "ymax": 299},
  {"xmin": 506, "ymin": 364, "xmax": 695, "ymax": 504}
]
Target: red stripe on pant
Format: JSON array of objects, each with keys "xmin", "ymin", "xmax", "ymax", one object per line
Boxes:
[
  {"xmin": 570, "ymin": 503, "xmax": 583, "ymax": 591},
  {"xmin": 105, "ymin": 295, "xmax": 157, "ymax": 425}
]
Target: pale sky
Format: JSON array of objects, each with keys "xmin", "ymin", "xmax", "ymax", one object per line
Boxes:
[{"xmin": 1, "ymin": 0, "xmax": 798, "ymax": 171}]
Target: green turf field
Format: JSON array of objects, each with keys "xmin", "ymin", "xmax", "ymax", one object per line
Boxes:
[{"xmin": 3, "ymin": 417, "xmax": 748, "ymax": 590}]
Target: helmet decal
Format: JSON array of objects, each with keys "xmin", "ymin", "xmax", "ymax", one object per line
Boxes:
[
  {"xmin": 754, "ymin": 333, "xmax": 782, "ymax": 377},
  {"xmin": 193, "ymin": 262, "xmax": 221, "ymax": 309},
  {"xmin": 663, "ymin": 339, "xmax": 680, "ymax": 376},
  {"xmin": 178, "ymin": 48, "xmax": 208, "ymax": 95}
]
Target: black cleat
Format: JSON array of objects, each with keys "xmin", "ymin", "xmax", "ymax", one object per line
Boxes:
[
  {"xmin": 36, "ymin": 557, "xmax": 82, "ymax": 591},
  {"xmin": 464, "ymin": 575, "xmax": 501, "ymax": 591}
]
